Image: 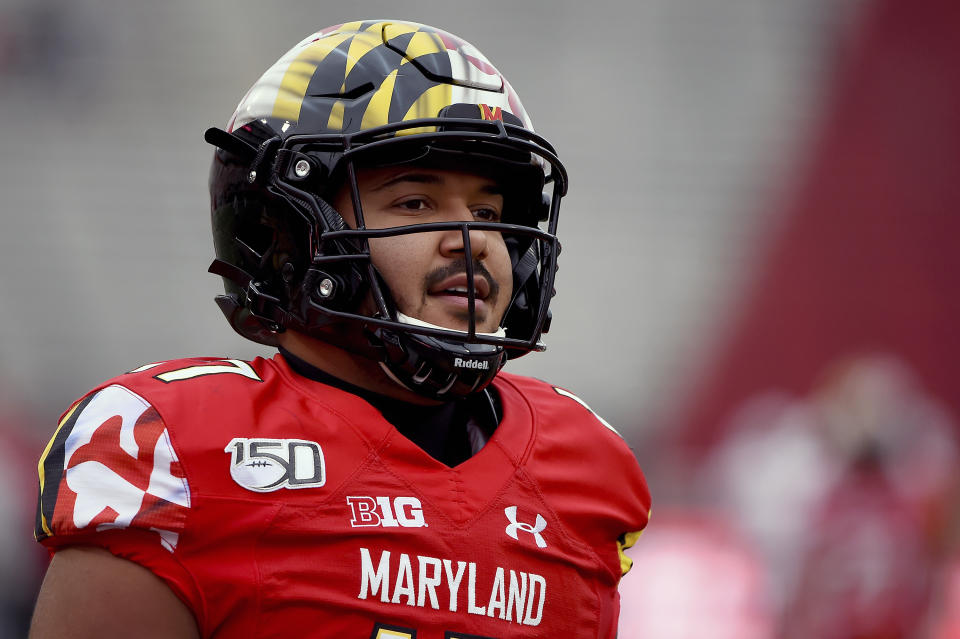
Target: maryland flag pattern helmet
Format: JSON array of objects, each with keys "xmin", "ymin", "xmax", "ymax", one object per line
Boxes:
[{"xmin": 206, "ymin": 20, "xmax": 567, "ymax": 399}]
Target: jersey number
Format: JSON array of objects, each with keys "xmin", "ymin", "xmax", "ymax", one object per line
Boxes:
[
  {"xmin": 151, "ymin": 359, "xmax": 262, "ymax": 383},
  {"xmin": 372, "ymin": 623, "xmax": 495, "ymax": 639}
]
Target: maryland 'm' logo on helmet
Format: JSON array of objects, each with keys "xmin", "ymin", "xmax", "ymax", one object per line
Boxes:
[
  {"xmin": 206, "ymin": 20, "xmax": 567, "ymax": 401},
  {"xmin": 226, "ymin": 20, "xmax": 531, "ymax": 135}
]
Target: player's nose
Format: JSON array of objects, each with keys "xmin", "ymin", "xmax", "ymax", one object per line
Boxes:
[{"xmin": 439, "ymin": 206, "xmax": 489, "ymax": 260}]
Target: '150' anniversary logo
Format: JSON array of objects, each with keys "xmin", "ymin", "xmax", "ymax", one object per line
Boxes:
[{"xmin": 225, "ymin": 438, "xmax": 325, "ymax": 492}]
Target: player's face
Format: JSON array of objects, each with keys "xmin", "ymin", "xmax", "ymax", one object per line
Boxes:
[{"xmin": 333, "ymin": 167, "xmax": 514, "ymax": 334}]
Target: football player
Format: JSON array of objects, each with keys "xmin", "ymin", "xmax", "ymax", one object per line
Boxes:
[{"xmin": 30, "ymin": 20, "xmax": 650, "ymax": 638}]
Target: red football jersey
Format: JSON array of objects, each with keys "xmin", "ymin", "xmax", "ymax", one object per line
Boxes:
[{"xmin": 36, "ymin": 354, "xmax": 650, "ymax": 638}]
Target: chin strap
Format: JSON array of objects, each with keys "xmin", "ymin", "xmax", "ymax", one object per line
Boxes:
[
  {"xmin": 373, "ymin": 313, "xmax": 508, "ymax": 400},
  {"xmin": 394, "ymin": 312, "xmax": 507, "ymax": 339}
]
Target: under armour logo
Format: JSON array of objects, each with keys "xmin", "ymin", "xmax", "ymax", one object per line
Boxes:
[{"xmin": 504, "ymin": 506, "xmax": 548, "ymax": 548}]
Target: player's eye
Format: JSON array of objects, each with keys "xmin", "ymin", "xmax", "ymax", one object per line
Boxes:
[
  {"xmin": 473, "ymin": 207, "xmax": 502, "ymax": 222},
  {"xmin": 395, "ymin": 198, "xmax": 430, "ymax": 211}
]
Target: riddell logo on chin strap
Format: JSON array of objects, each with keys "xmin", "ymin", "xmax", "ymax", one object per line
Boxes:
[{"xmin": 454, "ymin": 357, "xmax": 489, "ymax": 370}]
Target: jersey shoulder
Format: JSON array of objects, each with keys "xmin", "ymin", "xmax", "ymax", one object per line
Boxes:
[
  {"xmin": 496, "ymin": 371, "xmax": 629, "ymax": 442},
  {"xmin": 87, "ymin": 356, "xmax": 290, "ymax": 435},
  {"xmin": 34, "ymin": 356, "xmax": 276, "ymax": 550},
  {"xmin": 36, "ymin": 380, "xmax": 190, "ymax": 552},
  {"xmin": 103, "ymin": 356, "xmax": 269, "ymax": 398},
  {"xmin": 496, "ymin": 371, "xmax": 652, "ymax": 552}
]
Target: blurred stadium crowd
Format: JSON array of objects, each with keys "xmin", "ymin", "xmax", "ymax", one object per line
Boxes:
[
  {"xmin": 624, "ymin": 355, "xmax": 960, "ymax": 637},
  {"xmin": 1, "ymin": 0, "xmax": 958, "ymax": 637}
]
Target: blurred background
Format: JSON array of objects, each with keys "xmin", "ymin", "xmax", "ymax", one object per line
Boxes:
[{"xmin": 1, "ymin": 0, "xmax": 958, "ymax": 636}]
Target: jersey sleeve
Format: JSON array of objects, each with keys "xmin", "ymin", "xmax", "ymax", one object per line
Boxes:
[
  {"xmin": 617, "ymin": 528, "xmax": 646, "ymax": 577},
  {"xmin": 35, "ymin": 383, "xmax": 201, "ymax": 612},
  {"xmin": 554, "ymin": 385, "xmax": 652, "ymax": 576},
  {"xmin": 515, "ymin": 377, "xmax": 653, "ymax": 582}
]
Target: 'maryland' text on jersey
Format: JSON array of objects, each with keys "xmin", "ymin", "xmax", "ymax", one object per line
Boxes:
[{"xmin": 359, "ymin": 547, "xmax": 546, "ymax": 626}]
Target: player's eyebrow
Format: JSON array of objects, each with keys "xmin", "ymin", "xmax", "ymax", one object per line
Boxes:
[
  {"xmin": 370, "ymin": 172, "xmax": 503, "ymax": 195},
  {"xmin": 370, "ymin": 172, "xmax": 441, "ymax": 191}
]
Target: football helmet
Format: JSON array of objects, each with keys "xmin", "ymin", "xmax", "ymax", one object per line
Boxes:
[{"xmin": 206, "ymin": 20, "xmax": 567, "ymax": 399}]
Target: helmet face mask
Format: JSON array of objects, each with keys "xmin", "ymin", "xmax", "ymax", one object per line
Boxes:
[{"xmin": 207, "ymin": 21, "xmax": 567, "ymax": 399}]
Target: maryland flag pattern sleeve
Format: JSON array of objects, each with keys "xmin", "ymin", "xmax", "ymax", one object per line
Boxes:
[{"xmin": 37, "ymin": 383, "xmax": 190, "ymax": 548}]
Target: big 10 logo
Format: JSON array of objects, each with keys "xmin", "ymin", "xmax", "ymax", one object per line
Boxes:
[{"xmin": 347, "ymin": 496, "xmax": 427, "ymax": 528}]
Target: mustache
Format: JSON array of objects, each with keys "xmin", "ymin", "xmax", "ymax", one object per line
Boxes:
[{"xmin": 423, "ymin": 258, "xmax": 501, "ymax": 302}]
